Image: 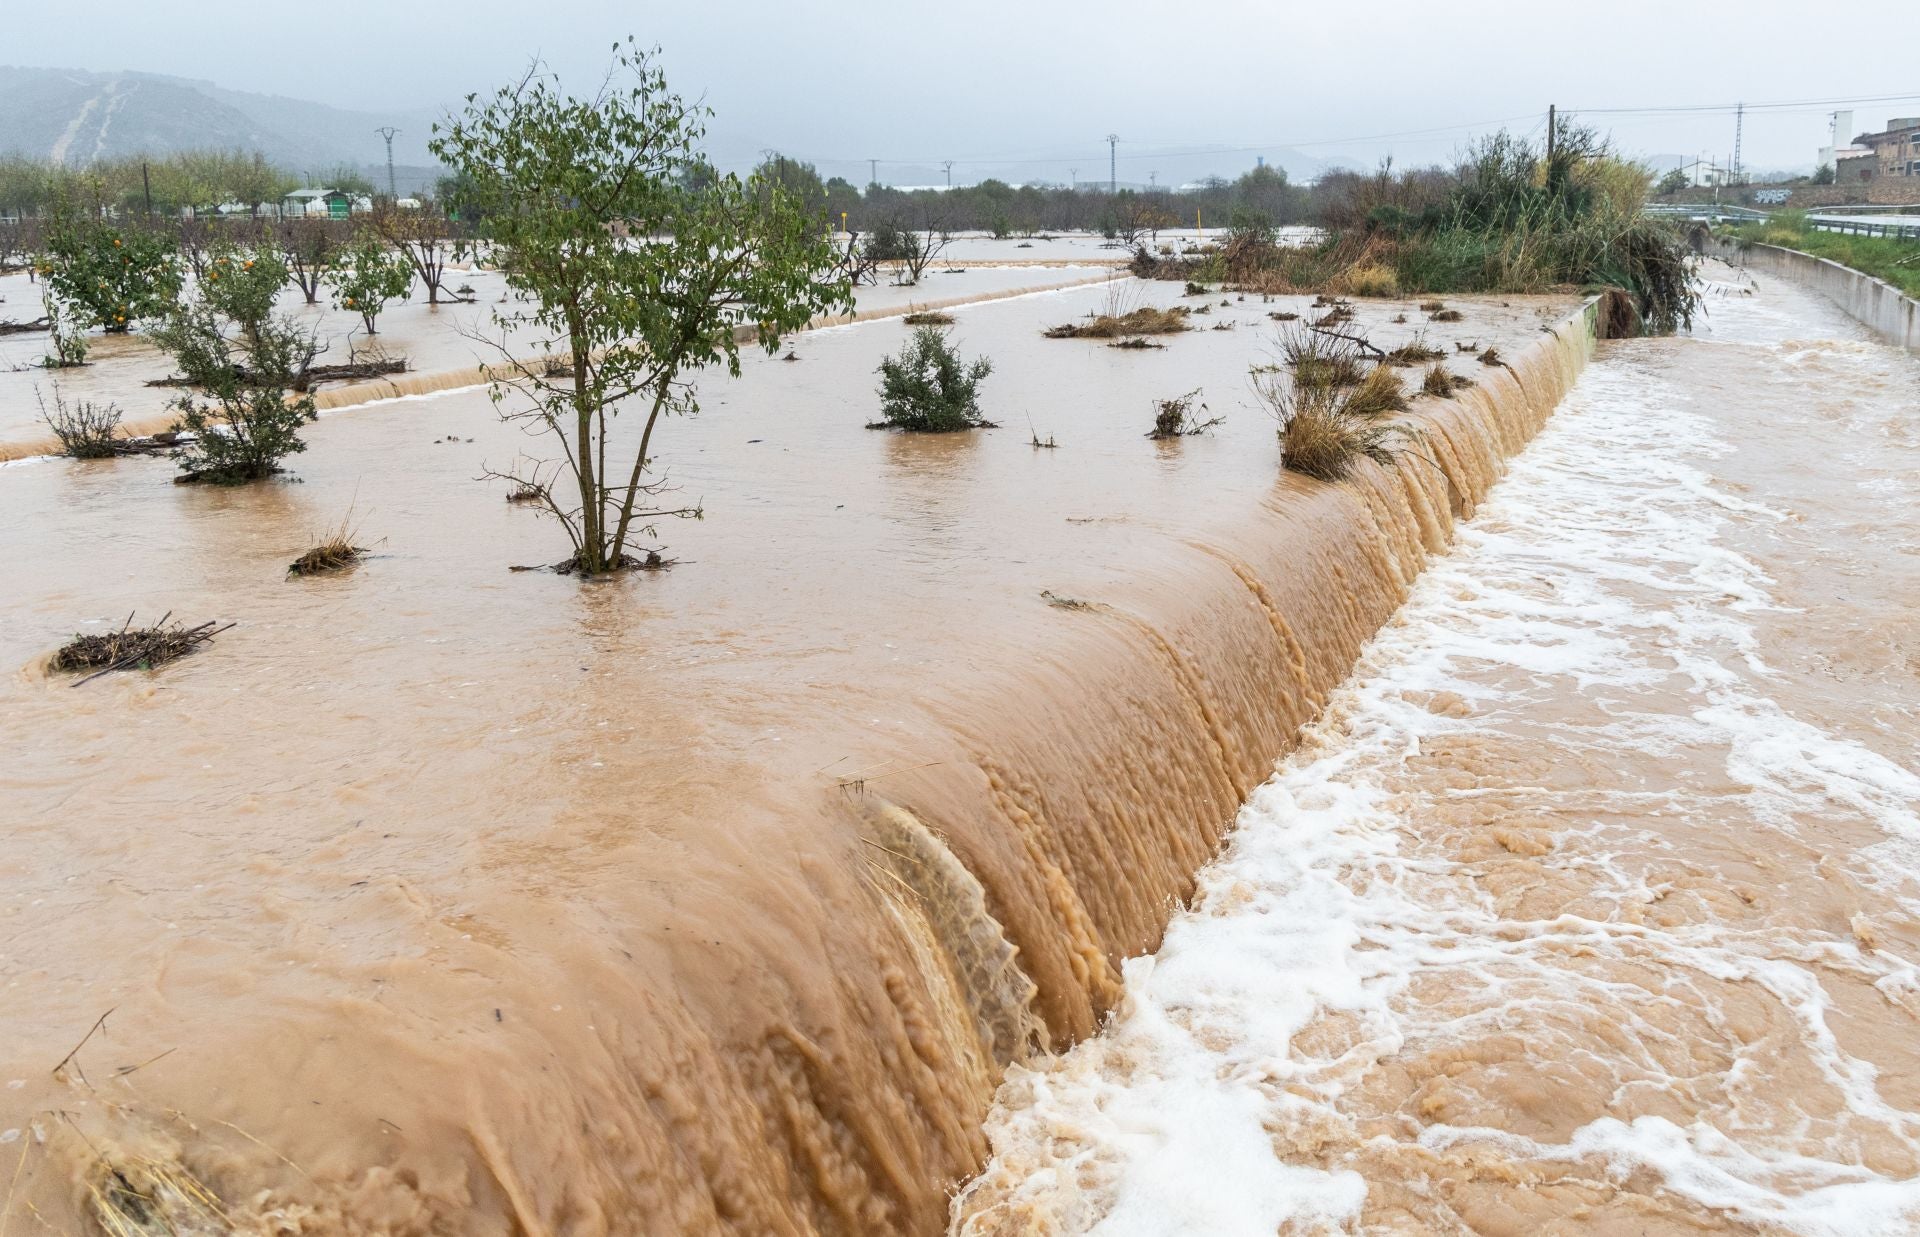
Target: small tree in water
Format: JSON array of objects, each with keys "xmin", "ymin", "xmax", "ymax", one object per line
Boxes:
[
  {"xmin": 874, "ymin": 326, "xmax": 994, "ymax": 431},
  {"xmin": 327, "ymin": 232, "xmax": 413, "ymax": 334},
  {"xmin": 431, "ymin": 41, "xmax": 854, "ymax": 574},
  {"xmin": 154, "ymin": 240, "xmax": 318, "ymax": 484}
]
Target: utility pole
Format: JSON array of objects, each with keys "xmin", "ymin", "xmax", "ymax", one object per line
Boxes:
[
  {"xmin": 1106, "ymin": 134, "xmax": 1119, "ymax": 194},
  {"xmin": 869, "ymin": 157, "xmax": 878, "ymax": 188},
  {"xmin": 1149, "ymin": 170, "xmax": 1157, "ymax": 188},
  {"xmin": 1547, "ymin": 104, "xmax": 1556, "ymax": 162},
  {"xmin": 1070, "ymin": 168, "xmax": 1078, "ymax": 192},
  {"xmin": 1733, "ymin": 102, "xmax": 1745, "ymax": 186},
  {"xmin": 375, "ymin": 126, "xmax": 399, "ymax": 200},
  {"xmin": 943, "ymin": 160, "xmax": 953, "ymax": 190},
  {"xmin": 141, "ymin": 160, "xmax": 152, "ymax": 218}
]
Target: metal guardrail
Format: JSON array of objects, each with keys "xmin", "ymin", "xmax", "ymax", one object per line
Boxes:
[
  {"xmin": 1643, "ymin": 203, "xmax": 1769, "ymax": 223},
  {"xmin": 1805, "ymin": 212, "xmax": 1920, "ymax": 240}
]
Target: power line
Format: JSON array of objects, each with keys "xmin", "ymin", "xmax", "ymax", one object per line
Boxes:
[{"xmin": 817, "ymin": 90, "xmax": 1920, "ymax": 179}]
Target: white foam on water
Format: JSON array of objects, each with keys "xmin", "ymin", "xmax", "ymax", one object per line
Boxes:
[{"xmin": 956, "ymin": 285, "xmax": 1920, "ymax": 1236}]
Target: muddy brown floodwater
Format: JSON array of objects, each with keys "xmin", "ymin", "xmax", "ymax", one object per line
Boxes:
[
  {"xmin": 0, "ymin": 259, "xmax": 1115, "ymax": 455},
  {"xmin": 1, "ymin": 274, "xmax": 1586, "ymax": 1234},
  {"xmin": 955, "ymin": 263, "xmax": 1920, "ymax": 1235}
]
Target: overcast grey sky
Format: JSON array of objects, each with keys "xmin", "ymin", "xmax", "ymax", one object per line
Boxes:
[{"xmin": 13, "ymin": 0, "xmax": 1919, "ymax": 178}]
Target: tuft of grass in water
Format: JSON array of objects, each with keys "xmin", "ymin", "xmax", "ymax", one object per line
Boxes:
[
  {"xmin": 1477, "ymin": 346, "xmax": 1506, "ymax": 368},
  {"xmin": 1045, "ymin": 306, "xmax": 1191, "ymax": 339},
  {"xmin": 1257, "ymin": 371, "xmax": 1419, "ymax": 483},
  {"xmin": 1281, "ymin": 327, "xmax": 1367, "ymax": 389},
  {"xmin": 1384, "ymin": 333, "xmax": 1446, "ymax": 366},
  {"xmin": 1418, "ymin": 299, "xmax": 1446, "ymax": 312},
  {"xmin": 288, "ymin": 510, "xmax": 368, "ymax": 576},
  {"xmin": 1430, "ymin": 308, "xmax": 1464, "ymax": 322},
  {"xmin": 1345, "ymin": 366, "xmax": 1409, "ymax": 417},
  {"xmin": 1421, "ymin": 362, "xmax": 1474, "ymax": 397},
  {"xmin": 902, "ymin": 310, "xmax": 955, "ymax": 326},
  {"xmin": 1344, "ymin": 263, "xmax": 1401, "ymax": 297}
]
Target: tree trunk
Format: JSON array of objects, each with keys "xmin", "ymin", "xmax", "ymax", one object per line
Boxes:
[{"xmin": 568, "ymin": 311, "xmax": 601, "ymax": 573}]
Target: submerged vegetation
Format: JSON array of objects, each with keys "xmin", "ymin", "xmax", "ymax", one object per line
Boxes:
[
  {"xmin": 874, "ymin": 325, "xmax": 995, "ymax": 431},
  {"xmin": 53, "ymin": 614, "xmax": 229, "ymax": 679},
  {"xmin": 288, "ymin": 510, "xmax": 369, "ymax": 576},
  {"xmin": 152, "ymin": 242, "xmax": 319, "ymax": 484},
  {"xmin": 1257, "ymin": 363, "xmax": 1421, "ymax": 483},
  {"xmin": 1045, "ymin": 305, "xmax": 1190, "ymax": 340},
  {"xmin": 36, "ymin": 390, "xmax": 125, "ymax": 458},
  {"xmin": 1147, "ymin": 389, "xmax": 1222, "ymax": 438},
  {"xmin": 1139, "ymin": 126, "xmax": 1696, "ymax": 333},
  {"xmin": 431, "ymin": 39, "xmax": 852, "ymax": 574}
]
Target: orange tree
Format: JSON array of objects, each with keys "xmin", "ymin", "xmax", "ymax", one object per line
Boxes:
[
  {"xmin": 431, "ymin": 40, "xmax": 853, "ymax": 574},
  {"xmin": 42, "ymin": 213, "xmax": 182, "ymax": 333}
]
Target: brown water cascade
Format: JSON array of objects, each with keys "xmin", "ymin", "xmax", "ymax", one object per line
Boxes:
[{"xmin": 0, "ymin": 283, "xmax": 1594, "ymax": 1234}]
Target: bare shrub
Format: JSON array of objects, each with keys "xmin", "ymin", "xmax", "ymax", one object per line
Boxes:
[
  {"xmin": 1147, "ymin": 389, "xmax": 1223, "ymax": 438},
  {"xmin": 37, "ymin": 389, "xmax": 123, "ymax": 458}
]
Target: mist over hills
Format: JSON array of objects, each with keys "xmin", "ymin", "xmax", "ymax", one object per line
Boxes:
[
  {"xmin": 0, "ymin": 65, "xmax": 440, "ymax": 187},
  {"xmin": 9, "ymin": 64, "xmax": 1751, "ymax": 192},
  {"xmin": 0, "ymin": 64, "xmax": 1370, "ymax": 193}
]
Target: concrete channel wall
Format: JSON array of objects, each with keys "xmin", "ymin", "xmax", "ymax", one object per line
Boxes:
[{"xmin": 1715, "ymin": 240, "xmax": 1920, "ymax": 353}]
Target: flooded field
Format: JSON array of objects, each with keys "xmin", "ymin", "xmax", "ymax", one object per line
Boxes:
[
  {"xmin": 955, "ymin": 264, "xmax": 1920, "ymax": 1235},
  {"xmin": 0, "ymin": 257, "xmax": 1113, "ymax": 454},
  {"xmin": 0, "ymin": 278, "xmax": 1577, "ymax": 1231}
]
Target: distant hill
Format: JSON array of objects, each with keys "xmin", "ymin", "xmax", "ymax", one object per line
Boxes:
[
  {"xmin": 0, "ymin": 64, "xmax": 1363, "ymax": 194},
  {"xmin": 0, "ymin": 66, "xmax": 441, "ymax": 188}
]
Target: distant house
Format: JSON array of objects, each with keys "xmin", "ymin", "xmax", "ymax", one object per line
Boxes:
[
  {"xmin": 1837, "ymin": 150, "xmax": 1879, "ymax": 184},
  {"xmin": 1853, "ymin": 118, "xmax": 1920, "ymax": 181},
  {"xmin": 1679, "ymin": 159, "xmax": 1731, "ymax": 189},
  {"xmin": 284, "ymin": 188, "xmax": 352, "ymax": 220}
]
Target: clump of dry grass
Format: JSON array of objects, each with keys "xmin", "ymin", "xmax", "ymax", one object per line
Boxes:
[
  {"xmin": 1419, "ymin": 300, "xmax": 1446, "ymax": 312},
  {"xmin": 1477, "ymin": 346, "xmax": 1507, "ymax": 367},
  {"xmin": 1421, "ymin": 362, "xmax": 1474, "ymax": 398},
  {"xmin": 1431, "ymin": 308, "xmax": 1465, "ymax": 322},
  {"xmin": 1044, "ymin": 306, "xmax": 1191, "ymax": 339},
  {"xmin": 288, "ymin": 510, "xmax": 368, "ymax": 577},
  {"xmin": 902, "ymin": 310, "xmax": 955, "ymax": 326},
  {"xmin": 1147, "ymin": 389, "xmax": 1223, "ymax": 439},
  {"xmin": 1384, "ymin": 334, "xmax": 1446, "ymax": 366},
  {"xmin": 1109, "ymin": 337, "xmax": 1166, "ymax": 350},
  {"xmin": 1344, "ymin": 263, "xmax": 1401, "ymax": 297},
  {"xmin": 86, "ymin": 1151, "xmax": 229, "ymax": 1237},
  {"xmin": 1268, "ymin": 311, "xmax": 1300, "ymax": 322},
  {"xmin": 1282, "ymin": 328, "xmax": 1366, "ymax": 390},
  {"xmin": 1346, "ymin": 366, "xmax": 1409, "ymax": 417},
  {"xmin": 1257, "ymin": 372, "xmax": 1419, "ymax": 483},
  {"xmin": 505, "ymin": 481, "xmax": 543, "ymax": 504},
  {"xmin": 1311, "ymin": 305, "xmax": 1354, "ymax": 327}
]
